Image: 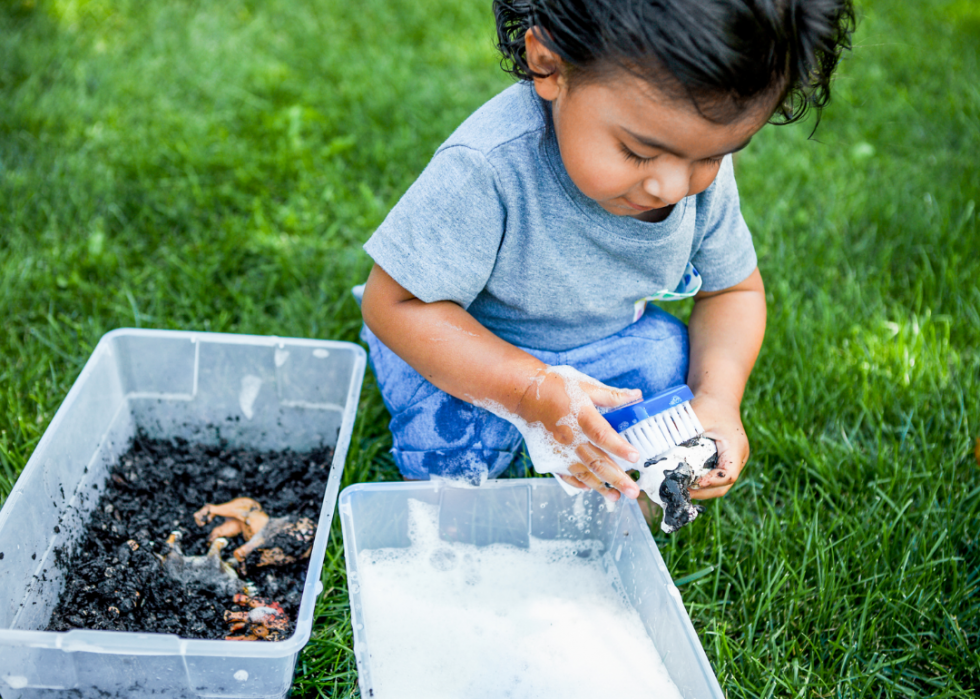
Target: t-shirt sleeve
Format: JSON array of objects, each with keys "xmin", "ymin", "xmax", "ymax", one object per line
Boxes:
[
  {"xmin": 690, "ymin": 155, "xmax": 758, "ymax": 291},
  {"xmin": 363, "ymin": 145, "xmax": 505, "ymax": 308}
]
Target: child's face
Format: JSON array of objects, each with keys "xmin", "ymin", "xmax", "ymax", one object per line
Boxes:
[{"xmin": 531, "ymin": 60, "xmax": 771, "ymax": 220}]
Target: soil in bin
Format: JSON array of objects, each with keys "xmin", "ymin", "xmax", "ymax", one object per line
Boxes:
[{"xmin": 45, "ymin": 434, "xmax": 333, "ymax": 640}]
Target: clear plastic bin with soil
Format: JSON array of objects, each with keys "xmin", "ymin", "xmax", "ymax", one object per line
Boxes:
[{"xmin": 45, "ymin": 434, "xmax": 333, "ymax": 641}]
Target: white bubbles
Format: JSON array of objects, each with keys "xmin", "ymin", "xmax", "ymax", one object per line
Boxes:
[
  {"xmin": 355, "ymin": 500, "xmax": 683, "ymax": 699},
  {"xmin": 571, "ymin": 492, "xmax": 588, "ymax": 530},
  {"xmin": 233, "ymin": 670, "xmax": 249, "ymax": 682},
  {"xmin": 428, "ymin": 548, "xmax": 457, "ymax": 571},
  {"xmin": 475, "ymin": 364, "xmax": 603, "ymax": 480},
  {"xmin": 546, "ymin": 365, "xmax": 600, "ymax": 416},
  {"xmin": 475, "ymin": 396, "xmax": 578, "ymax": 479}
]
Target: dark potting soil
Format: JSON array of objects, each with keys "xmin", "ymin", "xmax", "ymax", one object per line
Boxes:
[{"xmin": 45, "ymin": 434, "xmax": 333, "ymax": 640}]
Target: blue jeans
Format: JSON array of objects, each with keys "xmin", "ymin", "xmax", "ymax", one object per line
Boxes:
[{"xmin": 361, "ymin": 307, "xmax": 689, "ymax": 484}]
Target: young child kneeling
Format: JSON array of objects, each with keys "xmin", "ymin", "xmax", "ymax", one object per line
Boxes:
[{"xmin": 359, "ymin": 0, "xmax": 855, "ymax": 506}]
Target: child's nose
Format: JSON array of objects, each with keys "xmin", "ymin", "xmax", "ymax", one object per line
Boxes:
[{"xmin": 643, "ymin": 163, "xmax": 690, "ymax": 205}]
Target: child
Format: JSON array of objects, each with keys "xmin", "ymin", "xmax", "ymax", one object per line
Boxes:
[{"xmin": 358, "ymin": 0, "xmax": 855, "ymax": 503}]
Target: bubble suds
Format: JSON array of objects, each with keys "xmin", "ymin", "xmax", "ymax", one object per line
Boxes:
[
  {"xmin": 475, "ymin": 366, "xmax": 610, "ymax": 479},
  {"xmin": 355, "ymin": 500, "xmax": 683, "ymax": 699},
  {"xmin": 438, "ymin": 320, "xmax": 480, "ymax": 337}
]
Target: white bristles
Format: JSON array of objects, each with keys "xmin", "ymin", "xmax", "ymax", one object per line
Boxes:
[
  {"xmin": 645, "ymin": 426, "xmax": 665, "ymax": 453},
  {"xmin": 640, "ymin": 426, "xmax": 660, "ymax": 454},
  {"xmin": 624, "ymin": 430, "xmax": 645, "ymax": 454},
  {"xmin": 634, "ymin": 423, "xmax": 668, "ymax": 455},
  {"xmin": 673, "ymin": 407, "xmax": 695, "ymax": 439},
  {"xmin": 659, "ymin": 411, "xmax": 682, "ymax": 444},
  {"xmin": 682, "ymin": 403, "xmax": 705, "ymax": 434},
  {"xmin": 621, "ymin": 399, "xmax": 705, "ymax": 462}
]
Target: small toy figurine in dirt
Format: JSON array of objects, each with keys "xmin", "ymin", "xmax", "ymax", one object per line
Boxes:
[
  {"xmin": 224, "ymin": 593, "xmax": 289, "ymax": 641},
  {"xmin": 157, "ymin": 531, "xmax": 251, "ymax": 596},
  {"xmin": 193, "ymin": 497, "xmax": 316, "ymax": 572}
]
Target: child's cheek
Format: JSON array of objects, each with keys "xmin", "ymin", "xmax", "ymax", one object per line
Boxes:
[
  {"xmin": 689, "ymin": 163, "xmax": 723, "ymax": 198},
  {"xmin": 564, "ymin": 151, "xmax": 632, "ymax": 202}
]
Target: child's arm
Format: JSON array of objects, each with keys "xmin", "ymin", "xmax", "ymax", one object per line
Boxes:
[
  {"xmin": 685, "ymin": 267, "xmax": 767, "ymax": 499},
  {"xmin": 361, "ymin": 264, "xmax": 643, "ymax": 500}
]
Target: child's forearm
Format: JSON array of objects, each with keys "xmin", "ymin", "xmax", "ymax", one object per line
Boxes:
[
  {"xmin": 361, "ymin": 265, "xmax": 547, "ymax": 412},
  {"xmin": 684, "ymin": 267, "xmax": 765, "ymax": 498},
  {"xmin": 361, "ymin": 264, "xmax": 643, "ymax": 498},
  {"xmin": 687, "ymin": 267, "xmax": 767, "ymax": 407}
]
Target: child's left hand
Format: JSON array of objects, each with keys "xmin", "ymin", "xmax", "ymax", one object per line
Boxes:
[{"xmin": 688, "ymin": 393, "xmax": 749, "ymax": 499}]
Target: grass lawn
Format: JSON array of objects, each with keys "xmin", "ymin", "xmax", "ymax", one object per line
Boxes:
[{"xmin": 2, "ymin": 0, "xmax": 978, "ymax": 696}]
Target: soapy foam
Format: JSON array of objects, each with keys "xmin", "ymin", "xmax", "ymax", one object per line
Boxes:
[
  {"xmin": 356, "ymin": 499, "xmax": 684, "ymax": 699},
  {"xmin": 476, "ymin": 396, "xmax": 579, "ymax": 477},
  {"xmin": 475, "ymin": 365, "xmax": 610, "ymax": 479},
  {"xmin": 439, "ymin": 320, "xmax": 480, "ymax": 337}
]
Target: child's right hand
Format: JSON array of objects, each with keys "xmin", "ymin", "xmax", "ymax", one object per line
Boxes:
[
  {"xmin": 362, "ymin": 266, "xmax": 642, "ymax": 500},
  {"xmin": 513, "ymin": 366, "xmax": 642, "ymax": 501}
]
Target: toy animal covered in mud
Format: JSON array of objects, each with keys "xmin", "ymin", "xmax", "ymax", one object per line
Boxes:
[
  {"xmin": 193, "ymin": 497, "xmax": 316, "ymax": 571},
  {"xmin": 634, "ymin": 436, "xmax": 718, "ymax": 533}
]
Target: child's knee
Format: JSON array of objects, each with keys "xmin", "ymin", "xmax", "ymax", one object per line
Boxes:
[
  {"xmin": 389, "ymin": 394, "xmax": 522, "ymax": 483},
  {"xmin": 361, "ymin": 323, "xmax": 432, "ymax": 414},
  {"xmin": 397, "ymin": 446, "xmax": 519, "ymax": 485},
  {"xmin": 362, "ymin": 326, "xmax": 523, "ymax": 482}
]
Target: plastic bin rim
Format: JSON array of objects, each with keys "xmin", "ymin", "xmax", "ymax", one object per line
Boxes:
[
  {"xmin": 101, "ymin": 327, "xmax": 368, "ymax": 357},
  {"xmin": 340, "ymin": 478, "xmax": 563, "ymax": 500},
  {"xmin": 0, "ymin": 627, "xmax": 308, "ymax": 657},
  {"xmin": 0, "ymin": 327, "xmax": 366, "ymax": 658},
  {"xmin": 2, "ymin": 329, "xmax": 366, "ymax": 509},
  {"xmin": 339, "ymin": 477, "xmax": 726, "ymax": 698}
]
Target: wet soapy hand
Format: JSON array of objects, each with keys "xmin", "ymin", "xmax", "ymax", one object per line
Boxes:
[
  {"xmin": 688, "ymin": 393, "xmax": 748, "ymax": 499},
  {"xmin": 361, "ymin": 267, "xmax": 646, "ymax": 501},
  {"xmin": 513, "ymin": 366, "xmax": 642, "ymax": 501}
]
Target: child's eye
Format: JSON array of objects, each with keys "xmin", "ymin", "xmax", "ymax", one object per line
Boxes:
[
  {"xmin": 620, "ymin": 144, "xmax": 654, "ymax": 166},
  {"xmin": 699, "ymin": 156, "xmax": 724, "ymax": 166}
]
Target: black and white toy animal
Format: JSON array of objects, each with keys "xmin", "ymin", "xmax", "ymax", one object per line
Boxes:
[{"xmin": 634, "ymin": 436, "xmax": 718, "ymax": 533}]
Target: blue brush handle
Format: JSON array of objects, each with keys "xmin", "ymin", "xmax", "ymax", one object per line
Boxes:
[{"xmin": 602, "ymin": 384, "xmax": 695, "ymax": 434}]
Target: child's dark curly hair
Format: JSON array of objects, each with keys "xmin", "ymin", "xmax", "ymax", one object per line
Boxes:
[{"xmin": 494, "ymin": 0, "xmax": 856, "ymax": 126}]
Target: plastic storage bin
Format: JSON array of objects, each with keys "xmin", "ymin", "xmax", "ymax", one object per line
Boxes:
[
  {"xmin": 0, "ymin": 329, "xmax": 366, "ymax": 699},
  {"xmin": 339, "ymin": 479, "xmax": 725, "ymax": 699}
]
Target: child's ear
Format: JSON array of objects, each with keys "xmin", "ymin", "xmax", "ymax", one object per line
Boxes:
[{"xmin": 524, "ymin": 27, "xmax": 563, "ymax": 102}]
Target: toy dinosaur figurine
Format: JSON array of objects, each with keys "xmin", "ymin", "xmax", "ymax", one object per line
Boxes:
[
  {"xmin": 193, "ymin": 497, "xmax": 316, "ymax": 571},
  {"xmin": 194, "ymin": 498, "xmax": 269, "ymax": 544}
]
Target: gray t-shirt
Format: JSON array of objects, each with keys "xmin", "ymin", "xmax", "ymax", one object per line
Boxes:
[{"xmin": 363, "ymin": 82, "xmax": 757, "ymax": 351}]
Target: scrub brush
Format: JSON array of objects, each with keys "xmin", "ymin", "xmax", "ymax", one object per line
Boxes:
[{"xmin": 602, "ymin": 385, "xmax": 718, "ymax": 533}]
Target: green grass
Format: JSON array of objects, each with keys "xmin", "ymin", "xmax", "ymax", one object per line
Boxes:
[{"xmin": 1, "ymin": 0, "xmax": 978, "ymax": 696}]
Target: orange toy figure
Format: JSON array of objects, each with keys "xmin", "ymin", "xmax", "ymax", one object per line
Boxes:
[
  {"xmin": 193, "ymin": 497, "xmax": 315, "ymax": 572},
  {"xmin": 224, "ymin": 593, "xmax": 289, "ymax": 641},
  {"xmin": 194, "ymin": 498, "xmax": 269, "ymax": 542}
]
